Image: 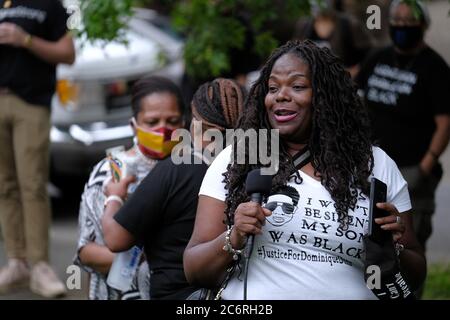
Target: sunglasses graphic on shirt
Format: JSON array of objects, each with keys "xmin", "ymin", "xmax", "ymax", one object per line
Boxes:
[{"xmin": 264, "ymin": 202, "xmax": 296, "ymax": 215}]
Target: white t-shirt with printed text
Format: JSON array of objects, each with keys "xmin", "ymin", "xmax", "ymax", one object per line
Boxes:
[{"xmin": 199, "ymin": 145, "xmax": 411, "ymax": 300}]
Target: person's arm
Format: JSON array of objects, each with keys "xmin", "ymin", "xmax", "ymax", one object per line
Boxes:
[
  {"xmin": 75, "ymin": 169, "xmax": 115, "ymax": 274},
  {"xmin": 103, "ymin": 159, "xmax": 173, "ymax": 252},
  {"xmin": 374, "ymin": 204, "xmax": 427, "ymax": 290},
  {"xmin": 420, "ymin": 114, "xmax": 450, "ymax": 175},
  {"xmin": 102, "ymin": 175, "xmax": 137, "ymax": 252},
  {"xmin": 0, "ymin": 22, "xmax": 75, "ymax": 65},
  {"xmin": 184, "ymin": 195, "xmax": 271, "ymax": 288},
  {"xmin": 183, "ymin": 196, "xmax": 230, "ymax": 287},
  {"xmin": 79, "ymin": 242, "xmax": 115, "ymax": 275}
]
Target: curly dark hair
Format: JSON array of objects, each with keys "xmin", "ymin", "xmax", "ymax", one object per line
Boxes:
[{"xmin": 223, "ymin": 40, "xmax": 374, "ymax": 229}]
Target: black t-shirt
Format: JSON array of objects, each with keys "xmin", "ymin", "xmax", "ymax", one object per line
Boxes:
[
  {"xmin": 114, "ymin": 156, "xmax": 208, "ymax": 300},
  {"xmin": 0, "ymin": 0, "xmax": 68, "ymax": 107},
  {"xmin": 356, "ymin": 46, "xmax": 450, "ymax": 166}
]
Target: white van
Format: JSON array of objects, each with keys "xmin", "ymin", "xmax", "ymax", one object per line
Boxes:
[{"xmin": 50, "ymin": 9, "xmax": 184, "ymax": 178}]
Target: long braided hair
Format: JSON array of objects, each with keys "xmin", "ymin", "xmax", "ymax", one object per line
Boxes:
[
  {"xmin": 191, "ymin": 78, "xmax": 246, "ymax": 130},
  {"xmin": 223, "ymin": 40, "xmax": 374, "ymax": 228}
]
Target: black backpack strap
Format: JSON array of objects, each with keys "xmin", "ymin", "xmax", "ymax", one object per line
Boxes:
[{"xmin": 291, "ymin": 147, "xmax": 312, "ymax": 174}]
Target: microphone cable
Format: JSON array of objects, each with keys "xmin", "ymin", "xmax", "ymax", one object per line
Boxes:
[{"xmin": 243, "ymin": 234, "xmax": 255, "ymax": 300}]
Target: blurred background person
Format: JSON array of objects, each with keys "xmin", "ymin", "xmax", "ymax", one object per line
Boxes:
[
  {"xmin": 356, "ymin": 0, "xmax": 450, "ymax": 297},
  {"xmin": 102, "ymin": 78, "xmax": 246, "ymax": 299},
  {"xmin": 341, "ymin": 0, "xmax": 392, "ymax": 47},
  {"xmin": 74, "ymin": 76, "xmax": 186, "ymax": 299},
  {"xmin": 0, "ymin": 0, "xmax": 75, "ymax": 298},
  {"xmin": 293, "ymin": 0, "xmax": 374, "ymax": 78}
]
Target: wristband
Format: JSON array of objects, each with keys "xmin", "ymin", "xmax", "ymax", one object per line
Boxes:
[{"xmin": 104, "ymin": 195, "xmax": 124, "ymax": 208}]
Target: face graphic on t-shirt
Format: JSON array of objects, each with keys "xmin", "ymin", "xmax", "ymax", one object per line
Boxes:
[{"xmin": 264, "ymin": 187, "xmax": 299, "ymax": 227}]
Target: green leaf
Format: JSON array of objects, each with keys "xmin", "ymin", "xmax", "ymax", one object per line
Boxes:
[
  {"xmin": 171, "ymin": 0, "xmax": 315, "ymax": 79},
  {"xmin": 78, "ymin": 0, "xmax": 315, "ymax": 77},
  {"xmin": 254, "ymin": 31, "xmax": 279, "ymax": 59},
  {"xmin": 78, "ymin": 0, "xmax": 133, "ymax": 46}
]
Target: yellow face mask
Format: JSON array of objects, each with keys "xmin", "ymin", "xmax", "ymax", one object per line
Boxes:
[{"xmin": 133, "ymin": 119, "xmax": 178, "ymax": 160}]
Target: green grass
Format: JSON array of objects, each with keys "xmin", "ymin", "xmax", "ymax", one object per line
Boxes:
[{"xmin": 423, "ymin": 263, "xmax": 450, "ymax": 300}]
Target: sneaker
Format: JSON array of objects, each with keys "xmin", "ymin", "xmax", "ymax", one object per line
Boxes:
[
  {"xmin": 0, "ymin": 259, "xmax": 30, "ymax": 294},
  {"xmin": 30, "ymin": 262, "xmax": 66, "ymax": 298}
]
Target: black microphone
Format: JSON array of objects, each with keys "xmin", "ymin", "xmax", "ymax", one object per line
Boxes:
[
  {"xmin": 243, "ymin": 168, "xmax": 272, "ymax": 299},
  {"xmin": 245, "ymin": 169, "xmax": 272, "ymax": 253}
]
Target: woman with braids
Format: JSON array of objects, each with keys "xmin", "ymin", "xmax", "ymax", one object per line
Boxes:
[
  {"xmin": 75, "ymin": 76, "xmax": 185, "ymax": 299},
  {"xmin": 102, "ymin": 78, "xmax": 247, "ymax": 299},
  {"xmin": 183, "ymin": 40, "xmax": 426, "ymax": 299}
]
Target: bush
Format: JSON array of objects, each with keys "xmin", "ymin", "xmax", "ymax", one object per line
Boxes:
[{"xmin": 423, "ymin": 263, "xmax": 450, "ymax": 300}]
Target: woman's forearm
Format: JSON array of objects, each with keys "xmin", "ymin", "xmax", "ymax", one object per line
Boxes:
[
  {"xmin": 399, "ymin": 247, "xmax": 427, "ymax": 291},
  {"xmin": 101, "ymin": 200, "xmax": 135, "ymax": 252},
  {"xmin": 420, "ymin": 115, "xmax": 450, "ymax": 173},
  {"xmin": 184, "ymin": 231, "xmax": 236, "ymax": 288},
  {"xmin": 79, "ymin": 242, "xmax": 115, "ymax": 275}
]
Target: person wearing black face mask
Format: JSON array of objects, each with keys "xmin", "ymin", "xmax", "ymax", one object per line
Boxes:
[
  {"xmin": 389, "ymin": 24, "xmax": 424, "ymax": 51},
  {"xmin": 388, "ymin": 0, "xmax": 428, "ymax": 53},
  {"xmin": 356, "ymin": 0, "xmax": 450, "ymax": 298}
]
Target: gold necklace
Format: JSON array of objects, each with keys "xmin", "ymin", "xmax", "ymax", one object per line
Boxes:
[{"xmin": 3, "ymin": 0, "xmax": 12, "ymax": 9}]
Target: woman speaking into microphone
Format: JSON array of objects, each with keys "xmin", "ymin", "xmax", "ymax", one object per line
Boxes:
[{"xmin": 183, "ymin": 40, "xmax": 426, "ymax": 300}]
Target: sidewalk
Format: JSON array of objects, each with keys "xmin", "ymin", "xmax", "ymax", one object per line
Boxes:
[{"xmin": 0, "ymin": 219, "xmax": 89, "ymax": 300}]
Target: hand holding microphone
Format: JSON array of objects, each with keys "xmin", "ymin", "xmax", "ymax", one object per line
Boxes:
[
  {"xmin": 230, "ymin": 169, "xmax": 272, "ymax": 250},
  {"xmin": 231, "ymin": 202, "xmax": 272, "ymax": 249},
  {"xmin": 230, "ymin": 169, "xmax": 272, "ymax": 300}
]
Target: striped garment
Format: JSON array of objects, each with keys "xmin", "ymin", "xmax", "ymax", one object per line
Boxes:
[{"xmin": 74, "ymin": 146, "xmax": 156, "ymax": 299}]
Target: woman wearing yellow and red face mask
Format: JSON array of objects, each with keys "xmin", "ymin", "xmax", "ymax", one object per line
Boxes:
[
  {"xmin": 102, "ymin": 78, "xmax": 247, "ymax": 300},
  {"xmin": 130, "ymin": 77, "xmax": 185, "ymax": 160},
  {"xmin": 74, "ymin": 76, "xmax": 185, "ymax": 300}
]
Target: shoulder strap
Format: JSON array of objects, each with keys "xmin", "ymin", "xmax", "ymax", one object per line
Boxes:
[
  {"xmin": 214, "ymin": 265, "xmax": 235, "ymax": 300},
  {"xmin": 291, "ymin": 147, "xmax": 312, "ymax": 173}
]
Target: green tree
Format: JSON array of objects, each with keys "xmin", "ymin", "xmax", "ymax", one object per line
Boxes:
[
  {"xmin": 77, "ymin": 0, "xmax": 134, "ymax": 46},
  {"xmin": 78, "ymin": 0, "xmax": 319, "ymax": 78},
  {"xmin": 170, "ymin": 0, "xmax": 317, "ymax": 79},
  {"xmin": 78, "ymin": 0, "xmax": 449, "ymax": 79}
]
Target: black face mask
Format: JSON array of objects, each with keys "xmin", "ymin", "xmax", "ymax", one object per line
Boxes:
[{"xmin": 389, "ymin": 25, "xmax": 424, "ymax": 51}]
